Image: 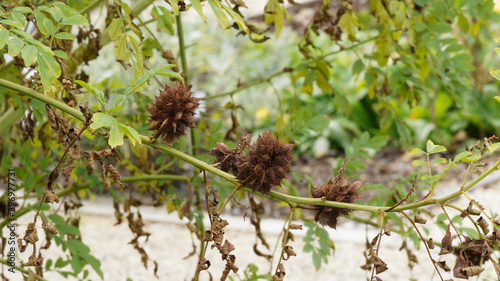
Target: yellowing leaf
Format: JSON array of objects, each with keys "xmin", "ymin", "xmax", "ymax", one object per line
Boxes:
[
  {"xmin": 190, "ymin": 0, "xmax": 207, "ymax": 23},
  {"xmin": 411, "ymin": 159, "xmax": 428, "ymax": 167},
  {"xmin": 108, "ymin": 125, "xmax": 124, "ymax": 148},
  {"xmin": 408, "ymin": 147, "xmax": 426, "ymax": 155},
  {"xmin": 108, "ymin": 18, "xmax": 124, "ymax": 41},
  {"xmin": 208, "ymin": 0, "xmax": 229, "ymax": 29}
]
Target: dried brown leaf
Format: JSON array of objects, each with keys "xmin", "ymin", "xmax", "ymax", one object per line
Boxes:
[
  {"xmin": 439, "ymin": 224, "xmax": 454, "ymax": 255},
  {"xmin": 61, "ymin": 165, "xmax": 75, "ymax": 181},
  {"xmin": 427, "ymin": 238, "xmax": 435, "ymax": 249},
  {"xmin": 43, "ymin": 189, "xmax": 59, "ymax": 203},
  {"xmin": 384, "ymin": 223, "xmax": 391, "ymax": 236},
  {"xmin": 436, "ymin": 261, "xmax": 451, "ymax": 271},
  {"xmin": 47, "ymin": 168, "xmax": 59, "ymax": 190},
  {"xmin": 453, "ymin": 253, "xmax": 468, "ymax": 279},
  {"xmin": 414, "ymin": 215, "xmax": 427, "ymax": 224},
  {"xmin": 290, "ymin": 224, "xmax": 302, "ymax": 230},
  {"xmin": 283, "ymin": 245, "xmax": 296, "ymax": 260}
]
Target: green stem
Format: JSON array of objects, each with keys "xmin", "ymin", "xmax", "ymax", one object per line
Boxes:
[
  {"xmin": 0, "ymin": 259, "xmax": 50, "ymax": 281},
  {"xmin": 79, "ymin": 0, "xmax": 104, "ymax": 15},
  {"xmin": 2, "ymin": 78, "xmax": 500, "ymax": 215},
  {"xmin": 176, "ymin": 14, "xmax": 189, "ymax": 86},
  {"xmin": 203, "ymin": 69, "xmax": 288, "ymax": 101},
  {"xmin": 0, "ymin": 106, "xmax": 23, "ymax": 135}
]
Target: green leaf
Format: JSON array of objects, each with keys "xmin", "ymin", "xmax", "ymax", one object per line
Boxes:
[
  {"xmin": 457, "ymin": 12, "xmax": 469, "ymax": 33},
  {"xmin": 42, "ymin": 18, "xmax": 56, "ymax": 35},
  {"xmin": 488, "ymin": 143, "xmax": 500, "ymax": 153},
  {"xmin": 219, "ymin": 2, "xmax": 249, "ymax": 33},
  {"xmin": 208, "ymin": 0, "xmax": 229, "ymax": 29},
  {"xmin": 0, "ymin": 20, "xmax": 23, "ymax": 29},
  {"xmin": 453, "ymin": 151, "xmax": 472, "ymax": 162},
  {"xmin": 60, "ymin": 14, "xmax": 88, "ymax": 26},
  {"xmin": 430, "ymin": 145, "xmax": 446, "ymax": 154},
  {"xmin": 89, "ymin": 113, "xmax": 117, "ymax": 131},
  {"xmin": 54, "ymin": 50, "xmax": 67, "ymax": 58},
  {"xmin": 495, "ymin": 96, "xmax": 500, "ymax": 103},
  {"xmin": 67, "ymin": 239, "xmax": 90, "ymax": 254},
  {"xmin": 430, "ymin": 158, "xmax": 447, "ymax": 165},
  {"xmin": 109, "ymin": 94, "xmax": 127, "ymax": 112},
  {"xmin": 108, "ymin": 18, "xmax": 124, "ymax": 41},
  {"xmin": 352, "ymin": 59, "xmax": 364, "ymax": 75},
  {"xmin": 303, "ymin": 243, "xmax": 313, "ymax": 253},
  {"xmin": 426, "ymin": 140, "xmax": 435, "ymax": 153},
  {"xmin": 489, "ymin": 69, "xmax": 500, "ymax": 81},
  {"xmin": 338, "ymin": 13, "xmax": 357, "ymax": 41},
  {"xmin": 37, "ymin": 50, "xmax": 61, "ymax": 77},
  {"xmin": 274, "ymin": 4, "xmax": 284, "ymax": 37},
  {"xmin": 0, "ymin": 30, "xmax": 9, "ymax": 49},
  {"xmin": 167, "ymin": 0, "xmax": 179, "ymax": 15},
  {"xmin": 190, "ymin": 0, "xmax": 207, "ymax": 23},
  {"xmin": 108, "ymin": 125, "xmax": 124, "ymax": 148},
  {"xmin": 21, "ymin": 45, "xmax": 37, "ymax": 66},
  {"xmin": 411, "ymin": 159, "xmax": 427, "ymax": 167},
  {"xmin": 118, "ymin": 123, "xmax": 142, "ymax": 146},
  {"xmin": 306, "ymin": 115, "xmax": 329, "ymax": 131},
  {"xmin": 151, "ymin": 7, "xmax": 174, "ymax": 35},
  {"xmin": 35, "ymin": 10, "xmax": 49, "ymax": 35},
  {"xmin": 157, "ymin": 70, "xmax": 183, "ymax": 81},
  {"xmin": 24, "ymin": 38, "xmax": 53, "ymax": 55},
  {"xmin": 123, "ymin": 64, "xmax": 176, "ymax": 96},
  {"xmin": 76, "ymin": 80, "xmax": 106, "ymax": 110},
  {"xmin": 7, "ymin": 37, "xmax": 24, "ymax": 57},
  {"xmin": 54, "ymin": 32, "xmax": 75, "ymax": 40},
  {"xmin": 70, "ymin": 255, "xmax": 84, "ymax": 274},
  {"xmin": 312, "ymin": 250, "xmax": 321, "ymax": 270},
  {"xmin": 79, "ymin": 253, "xmax": 104, "ymax": 279},
  {"xmin": 11, "ymin": 11, "xmax": 26, "ymax": 28},
  {"xmin": 408, "ymin": 147, "xmax": 426, "ymax": 155}
]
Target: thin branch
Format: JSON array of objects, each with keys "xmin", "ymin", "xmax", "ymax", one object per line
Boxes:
[
  {"xmin": 400, "ymin": 211, "xmax": 445, "ymax": 281},
  {"xmin": 2, "ymin": 78, "xmax": 500, "ymax": 214}
]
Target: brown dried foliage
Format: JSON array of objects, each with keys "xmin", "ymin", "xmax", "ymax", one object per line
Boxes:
[
  {"xmin": 147, "ymin": 82, "xmax": 200, "ymax": 145},
  {"xmin": 311, "ymin": 160, "xmax": 363, "ymax": 229}
]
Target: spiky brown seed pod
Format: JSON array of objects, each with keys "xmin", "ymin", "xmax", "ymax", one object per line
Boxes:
[
  {"xmin": 312, "ymin": 161, "xmax": 363, "ymax": 229},
  {"xmin": 235, "ymin": 131, "xmax": 294, "ymax": 195},
  {"xmin": 147, "ymin": 82, "xmax": 200, "ymax": 146}
]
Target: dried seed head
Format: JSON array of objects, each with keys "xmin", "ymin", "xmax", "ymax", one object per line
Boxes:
[
  {"xmin": 312, "ymin": 160, "xmax": 363, "ymax": 229},
  {"xmin": 147, "ymin": 82, "xmax": 200, "ymax": 146},
  {"xmin": 235, "ymin": 131, "xmax": 294, "ymax": 195}
]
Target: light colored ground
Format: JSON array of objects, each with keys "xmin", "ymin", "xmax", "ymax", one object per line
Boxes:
[{"xmin": 10, "ymin": 170, "xmax": 500, "ymax": 281}]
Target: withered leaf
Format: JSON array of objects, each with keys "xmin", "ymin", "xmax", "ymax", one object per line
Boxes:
[
  {"xmin": 453, "ymin": 253, "xmax": 468, "ymax": 279},
  {"xmin": 26, "ymin": 228, "xmax": 39, "ymax": 244},
  {"xmin": 61, "ymin": 165, "xmax": 75, "ymax": 181},
  {"xmin": 383, "ymin": 223, "xmax": 391, "ymax": 236},
  {"xmin": 283, "ymin": 245, "xmax": 296, "ymax": 260},
  {"xmin": 41, "ymin": 216, "xmax": 59, "ymax": 235},
  {"xmin": 491, "ymin": 258, "xmax": 500, "ymax": 280},
  {"xmin": 436, "ymin": 261, "xmax": 451, "ymax": 271},
  {"xmin": 477, "ymin": 217, "xmax": 489, "ymax": 235},
  {"xmin": 414, "ymin": 215, "xmax": 427, "ymax": 224},
  {"xmin": 219, "ymin": 240, "xmax": 235, "ymax": 259},
  {"xmin": 427, "ymin": 238, "xmax": 435, "ymax": 249},
  {"xmin": 66, "ymin": 145, "xmax": 81, "ymax": 166},
  {"xmin": 290, "ymin": 224, "xmax": 302, "ymax": 230},
  {"xmin": 462, "ymin": 266, "xmax": 484, "ymax": 277},
  {"xmin": 43, "ymin": 189, "xmax": 60, "ymax": 203},
  {"xmin": 197, "ymin": 259, "xmax": 211, "ymax": 271},
  {"xmin": 105, "ymin": 164, "xmax": 125, "ymax": 189},
  {"xmin": 101, "ymin": 164, "xmax": 111, "ymax": 189},
  {"xmin": 439, "ymin": 224, "xmax": 453, "ymax": 255},
  {"xmin": 272, "ymin": 263, "xmax": 286, "ymax": 281},
  {"xmin": 47, "ymin": 168, "xmax": 59, "ymax": 190}
]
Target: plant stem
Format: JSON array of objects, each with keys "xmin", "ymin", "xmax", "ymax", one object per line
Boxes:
[
  {"xmin": 176, "ymin": 14, "xmax": 189, "ymax": 86},
  {"xmin": 2, "ymin": 78, "xmax": 500, "ymax": 214},
  {"xmin": 0, "ymin": 106, "xmax": 22, "ymax": 135},
  {"xmin": 203, "ymin": 69, "xmax": 288, "ymax": 101},
  {"xmin": 80, "ymin": 0, "xmax": 104, "ymax": 15},
  {"xmin": 400, "ymin": 211, "xmax": 445, "ymax": 281}
]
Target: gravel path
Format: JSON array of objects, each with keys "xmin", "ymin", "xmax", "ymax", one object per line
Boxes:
[{"xmin": 12, "ymin": 170, "xmax": 500, "ymax": 281}]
